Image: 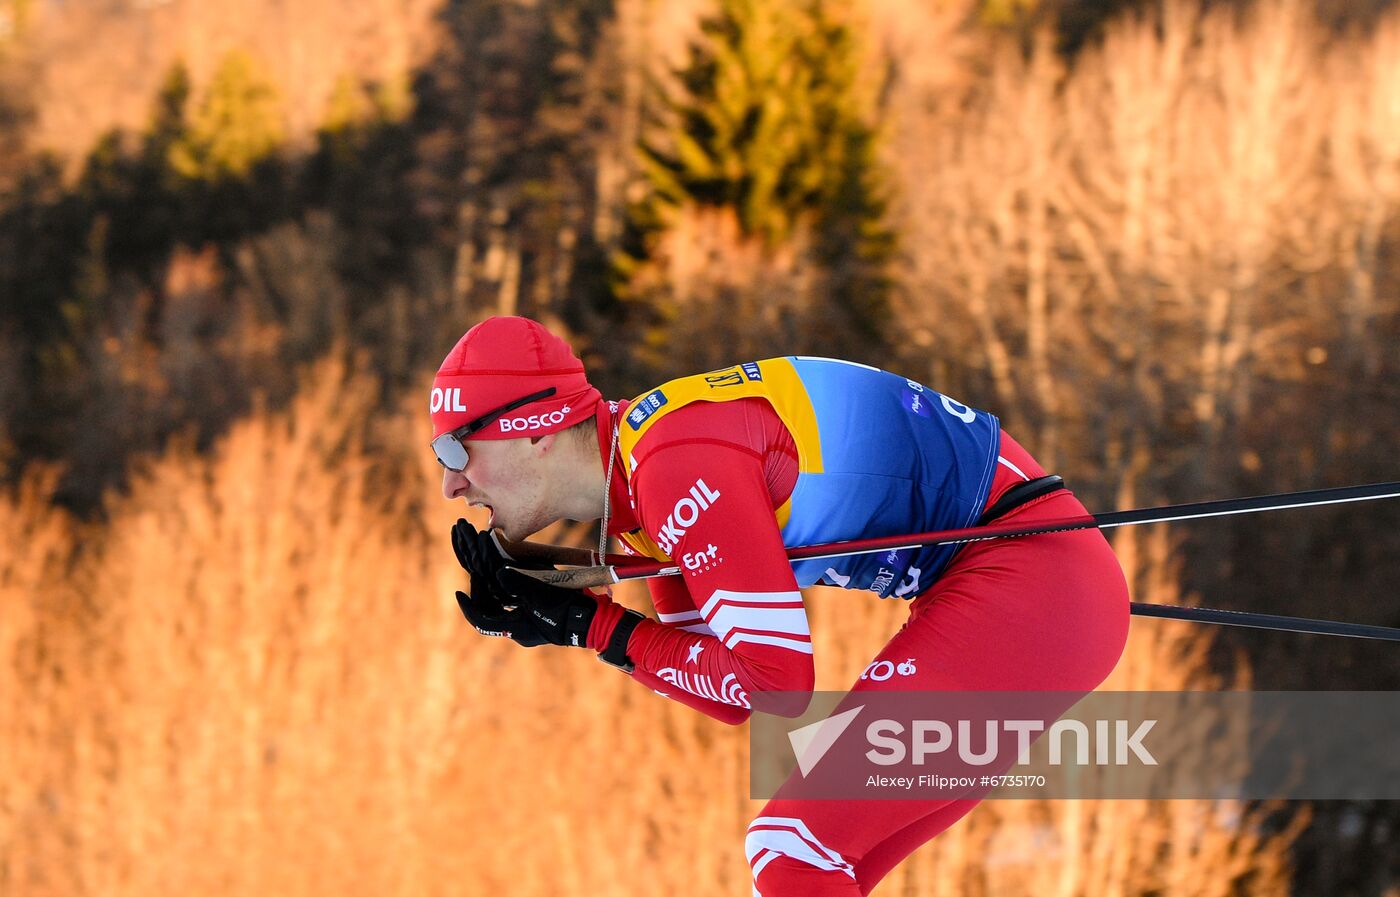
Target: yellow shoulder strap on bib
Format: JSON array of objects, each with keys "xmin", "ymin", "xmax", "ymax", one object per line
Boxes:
[{"xmin": 618, "ymin": 358, "xmax": 823, "ymax": 474}]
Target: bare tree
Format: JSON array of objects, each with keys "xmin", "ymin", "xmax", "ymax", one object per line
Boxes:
[{"xmin": 1326, "ymin": 14, "xmax": 1400, "ymax": 376}]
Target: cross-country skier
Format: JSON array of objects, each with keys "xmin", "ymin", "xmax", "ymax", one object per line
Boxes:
[{"xmin": 432, "ymin": 316, "xmax": 1129, "ymax": 896}]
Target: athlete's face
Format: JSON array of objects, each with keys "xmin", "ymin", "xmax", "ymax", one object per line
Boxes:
[{"xmin": 441, "ymin": 435, "xmax": 556, "ymax": 541}]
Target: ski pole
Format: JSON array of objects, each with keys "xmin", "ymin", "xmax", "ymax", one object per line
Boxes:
[
  {"xmin": 1127, "ymin": 602, "xmax": 1400, "ymax": 641},
  {"xmin": 506, "ymin": 480, "xmax": 1400, "ymax": 592}
]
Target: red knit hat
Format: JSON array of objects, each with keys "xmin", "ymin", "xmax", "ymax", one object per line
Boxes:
[{"xmin": 430, "ymin": 317, "xmax": 601, "ymax": 440}]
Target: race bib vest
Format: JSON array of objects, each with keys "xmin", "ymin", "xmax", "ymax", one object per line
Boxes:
[{"xmin": 618, "ymin": 357, "xmax": 1001, "ymax": 598}]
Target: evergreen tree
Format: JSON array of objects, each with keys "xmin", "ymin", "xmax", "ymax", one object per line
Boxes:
[
  {"xmin": 145, "ymin": 62, "xmax": 193, "ymax": 177},
  {"xmin": 168, "ymin": 50, "xmax": 284, "ymax": 181},
  {"xmin": 75, "ymin": 63, "xmax": 193, "ymax": 280},
  {"xmin": 616, "ymin": 0, "xmax": 894, "ymax": 359}
]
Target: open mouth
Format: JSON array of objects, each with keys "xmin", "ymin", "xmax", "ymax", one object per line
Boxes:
[{"xmin": 468, "ymin": 500, "xmax": 495, "ymax": 528}]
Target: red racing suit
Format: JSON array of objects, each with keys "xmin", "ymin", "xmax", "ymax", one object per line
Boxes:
[{"xmin": 583, "ymin": 381, "xmax": 1129, "ymax": 895}]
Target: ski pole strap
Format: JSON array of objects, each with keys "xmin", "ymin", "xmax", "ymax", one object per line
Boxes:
[{"xmin": 975, "ymin": 474, "xmax": 1065, "ymax": 526}]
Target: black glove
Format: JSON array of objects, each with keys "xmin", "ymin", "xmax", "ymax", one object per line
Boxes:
[
  {"xmin": 489, "ymin": 566, "xmax": 602, "ymax": 648},
  {"xmin": 450, "ymin": 518, "xmax": 595, "ymax": 648},
  {"xmin": 494, "ymin": 566, "xmax": 649, "ymax": 672}
]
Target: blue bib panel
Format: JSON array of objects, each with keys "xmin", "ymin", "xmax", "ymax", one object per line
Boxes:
[{"xmin": 619, "ymin": 357, "xmax": 1001, "ymax": 598}]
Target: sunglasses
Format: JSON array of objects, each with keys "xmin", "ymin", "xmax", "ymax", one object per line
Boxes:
[{"xmin": 431, "ymin": 387, "xmax": 558, "ymax": 472}]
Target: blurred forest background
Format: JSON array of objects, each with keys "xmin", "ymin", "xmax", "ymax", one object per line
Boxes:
[{"xmin": 2, "ymin": 0, "xmax": 1400, "ymax": 893}]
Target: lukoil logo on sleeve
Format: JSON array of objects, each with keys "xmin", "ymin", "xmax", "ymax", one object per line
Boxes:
[{"xmin": 655, "ymin": 479, "xmax": 722, "ymax": 554}]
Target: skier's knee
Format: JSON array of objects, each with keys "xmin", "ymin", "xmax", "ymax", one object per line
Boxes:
[{"xmin": 745, "ymin": 815, "xmax": 860, "ymax": 896}]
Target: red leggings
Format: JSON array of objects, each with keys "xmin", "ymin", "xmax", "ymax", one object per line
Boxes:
[{"xmin": 748, "ymin": 435, "xmax": 1130, "ymax": 895}]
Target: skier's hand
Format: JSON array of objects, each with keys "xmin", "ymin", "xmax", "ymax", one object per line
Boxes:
[
  {"xmin": 451, "ymin": 518, "xmax": 543, "ymax": 646},
  {"xmin": 450, "ymin": 518, "xmax": 596, "ymax": 649},
  {"xmin": 451, "ymin": 517, "xmax": 525, "ymax": 583}
]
